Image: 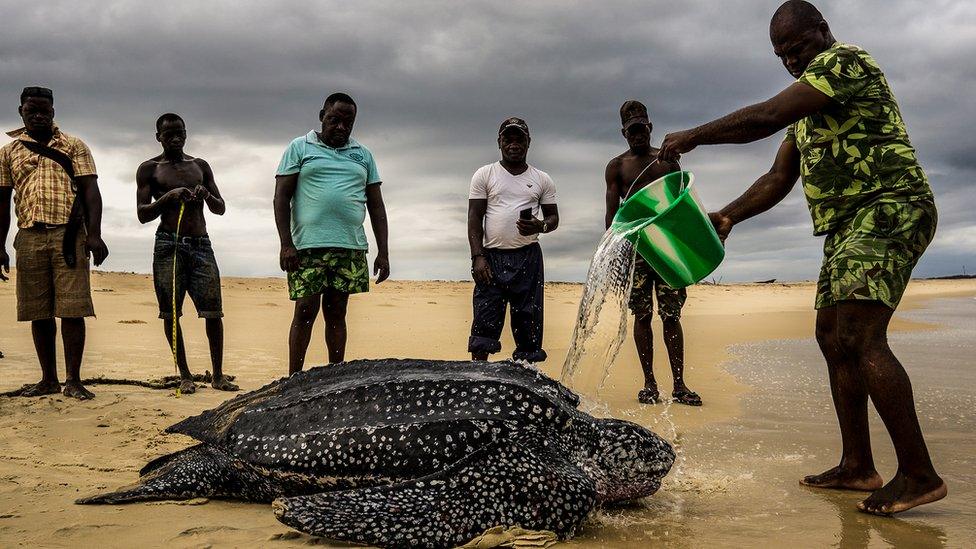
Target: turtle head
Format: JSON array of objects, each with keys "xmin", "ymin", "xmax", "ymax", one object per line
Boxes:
[{"xmin": 587, "ymin": 418, "xmax": 675, "ymax": 503}]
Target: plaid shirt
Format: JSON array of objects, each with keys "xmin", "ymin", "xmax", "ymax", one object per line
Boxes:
[{"xmin": 0, "ymin": 126, "xmax": 97, "ymax": 229}]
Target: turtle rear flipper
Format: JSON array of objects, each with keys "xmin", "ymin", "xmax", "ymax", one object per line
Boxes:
[
  {"xmin": 273, "ymin": 438, "xmax": 596, "ymax": 549},
  {"xmin": 76, "ymin": 444, "xmax": 277, "ymax": 504}
]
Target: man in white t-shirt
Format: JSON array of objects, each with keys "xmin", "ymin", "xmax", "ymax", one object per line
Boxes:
[{"xmin": 467, "ymin": 117, "xmax": 559, "ymax": 362}]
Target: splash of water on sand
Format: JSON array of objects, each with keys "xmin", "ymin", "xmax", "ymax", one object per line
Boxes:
[
  {"xmin": 559, "ymin": 228, "xmax": 637, "ymax": 400},
  {"xmin": 558, "ymin": 225, "xmax": 694, "ymax": 481}
]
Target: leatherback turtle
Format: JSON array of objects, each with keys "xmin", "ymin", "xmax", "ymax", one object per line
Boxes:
[{"xmin": 78, "ymin": 359, "xmax": 674, "ymax": 547}]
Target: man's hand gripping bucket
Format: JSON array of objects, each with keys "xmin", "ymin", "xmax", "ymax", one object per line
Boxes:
[{"xmin": 611, "ymin": 170, "xmax": 724, "ymax": 289}]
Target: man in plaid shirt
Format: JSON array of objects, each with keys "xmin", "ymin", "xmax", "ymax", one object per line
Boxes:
[{"xmin": 0, "ymin": 86, "xmax": 109, "ymax": 400}]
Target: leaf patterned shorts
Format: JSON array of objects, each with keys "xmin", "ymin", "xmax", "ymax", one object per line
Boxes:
[
  {"xmin": 629, "ymin": 255, "xmax": 687, "ymax": 320},
  {"xmin": 287, "ymin": 247, "xmax": 369, "ymax": 300},
  {"xmin": 816, "ymin": 198, "xmax": 937, "ymax": 310}
]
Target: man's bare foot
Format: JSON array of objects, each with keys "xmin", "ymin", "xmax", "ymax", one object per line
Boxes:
[
  {"xmin": 858, "ymin": 472, "xmax": 947, "ymax": 516},
  {"xmin": 20, "ymin": 380, "xmax": 62, "ymax": 397},
  {"xmin": 211, "ymin": 375, "xmax": 240, "ymax": 392},
  {"xmin": 178, "ymin": 379, "xmax": 197, "ymax": 394},
  {"xmin": 62, "ymin": 381, "xmax": 95, "ymax": 400},
  {"xmin": 800, "ymin": 465, "xmax": 883, "ymax": 491}
]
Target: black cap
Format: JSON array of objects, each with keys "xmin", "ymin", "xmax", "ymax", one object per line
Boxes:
[
  {"xmin": 620, "ymin": 100, "xmax": 649, "ymax": 130},
  {"xmin": 498, "ymin": 117, "xmax": 529, "ymax": 136},
  {"xmin": 21, "ymin": 86, "xmax": 54, "ymax": 105}
]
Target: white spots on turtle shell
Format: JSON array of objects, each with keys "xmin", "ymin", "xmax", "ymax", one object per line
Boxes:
[{"xmin": 164, "ymin": 360, "xmax": 669, "ymax": 546}]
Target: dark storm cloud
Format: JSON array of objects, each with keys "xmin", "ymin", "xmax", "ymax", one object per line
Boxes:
[{"xmin": 1, "ymin": 0, "xmax": 972, "ymax": 280}]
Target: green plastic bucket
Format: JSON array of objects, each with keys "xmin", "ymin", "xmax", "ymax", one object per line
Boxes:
[{"xmin": 612, "ymin": 170, "xmax": 724, "ymax": 289}]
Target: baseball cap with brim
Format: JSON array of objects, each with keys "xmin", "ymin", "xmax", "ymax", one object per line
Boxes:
[
  {"xmin": 622, "ymin": 116, "xmax": 650, "ymax": 131},
  {"xmin": 498, "ymin": 117, "xmax": 529, "ymax": 136},
  {"xmin": 620, "ymin": 100, "xmax": 649, "ymax": 130}
]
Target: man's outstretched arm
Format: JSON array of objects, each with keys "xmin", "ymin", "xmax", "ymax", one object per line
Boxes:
[
  {"xmin": 710, "ymin": 138, "xmax": 801, "ymax": 242},
  {"xmin": 659, "ymin": 82, "xmax": 831, "ymax": 161}
]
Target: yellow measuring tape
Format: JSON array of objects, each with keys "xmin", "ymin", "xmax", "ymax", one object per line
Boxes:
[{"xmin": 171, "ymin": 202, "xmax": 185, "ymax": 397}]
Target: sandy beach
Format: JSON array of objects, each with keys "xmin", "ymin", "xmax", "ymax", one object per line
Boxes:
[{"xmin": 0, "ymin": 272, "xmax": 973, "ymax": 548}]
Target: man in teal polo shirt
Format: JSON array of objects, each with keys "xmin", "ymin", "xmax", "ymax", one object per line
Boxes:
[{"xmin": 274, "ymin": 92, "xmax": 390, "ymax": 375}]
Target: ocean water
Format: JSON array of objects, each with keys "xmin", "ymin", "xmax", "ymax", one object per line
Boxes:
[{"xmin": 569, "ymin": 297, "xmax": 975, "ymax": 548}]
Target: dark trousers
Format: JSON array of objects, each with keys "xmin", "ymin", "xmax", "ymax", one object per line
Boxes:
[{"xmin": 468, "ymin": 243, "xmax": 547, "ymax": 362}]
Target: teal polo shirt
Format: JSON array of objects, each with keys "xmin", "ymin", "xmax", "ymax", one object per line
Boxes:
[{"xmin": 276, "ymin": 131, "xmax": 381, "ymax": 251}]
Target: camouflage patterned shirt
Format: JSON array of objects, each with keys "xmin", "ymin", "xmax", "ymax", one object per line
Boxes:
[{"xmin": 786, "ymin": 43, "xmax": 933, "ymax": 235}]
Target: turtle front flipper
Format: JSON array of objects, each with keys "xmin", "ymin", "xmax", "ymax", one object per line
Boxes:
[
  {"xmin": 273, "ymin": 438, "xmax": 597, "ymax": 549},
  {"xmin": 76, "ymin": 444, "xmax": 278, "ymax": 504}
]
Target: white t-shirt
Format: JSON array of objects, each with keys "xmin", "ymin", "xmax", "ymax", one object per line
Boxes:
[{"xmin": 468, "ymin": 162, "xmax": 558, "ymax": 249}]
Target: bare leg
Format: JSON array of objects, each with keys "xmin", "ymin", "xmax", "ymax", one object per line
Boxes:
[
  {"xmin": 206, "ymin": 318, "xmax": 237, "ymax": 391},
  {"xmin": 835, "ymin": 301, "xmax": 946, "ymax": 515},
  {"xmin": 801, "ymin": 306, "xmax": 881, "ymax": 491},
  {"xmin": 634, "ymin": 314, "xmax": 659, "ymax": 403},
  {"xmin": 662, "ymin": 317, "xmax": 700, "ymax": 405},
  {"xmin": 289, "ymin": 295, "xmax": 320, "ymax": 375},
  {"xmin": 60, "ymin": 317, "xmax": 94, "ymax": 399},
  {"xmin": 21, "ymin": 318, "xmax": 61, "ymax": 396},
  {"xmin": 321, "ymin": 289, "xmax": 349, "ymax": 364},
  {"xmin": 162, "ymin": 317, "xmax": 196, "ymax": 394}
]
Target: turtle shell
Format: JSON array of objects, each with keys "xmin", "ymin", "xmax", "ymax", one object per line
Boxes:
[{"xmin": 168, "ymin": 359, "xmax": 584, "ymax": 482}]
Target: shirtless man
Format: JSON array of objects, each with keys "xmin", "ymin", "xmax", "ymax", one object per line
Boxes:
[
  {"xmin": 605, "ymin": 100, "xmax": 699, "ymax": 406},
  {"xmin": 136, "ymin": 113, "xmax": 238, "ymax": 393}
]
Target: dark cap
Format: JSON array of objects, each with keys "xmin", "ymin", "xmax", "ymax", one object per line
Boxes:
[
  {"xmin": 21, "ymin": 86, "xmax": 54, "ymax": 105},
  {"xmin": 498, "ymin": 117, "xmax": 529, "ymax": 136},
  {"xmin": 620, "ymin": 100, "xmax": 649, "ymax": 130}
]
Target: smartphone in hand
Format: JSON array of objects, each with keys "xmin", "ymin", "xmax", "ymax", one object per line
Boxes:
[{"xmin": 519, "ymin": 208, "xmax": 533, "ymax": 220}]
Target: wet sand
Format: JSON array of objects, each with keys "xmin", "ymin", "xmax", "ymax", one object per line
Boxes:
[{"xmin": 0, "ymin": 272, "xmax": 972, "ymax": 547}]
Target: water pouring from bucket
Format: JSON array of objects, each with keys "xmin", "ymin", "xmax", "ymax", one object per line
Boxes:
[
  {"xmin": 611, "ymin": 170, "xmax": 724, "ymax": 289},
  {"xmin": 560, "ymin": 170, "xmax": 724, "ymax": 398}
]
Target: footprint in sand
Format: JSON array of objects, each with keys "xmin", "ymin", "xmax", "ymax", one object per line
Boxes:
[{"xmin": 117, "ymin": 320, "xmax": 147, "ymax": 324}]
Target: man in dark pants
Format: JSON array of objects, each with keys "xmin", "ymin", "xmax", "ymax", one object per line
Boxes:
[
  {"xmin": 274, "ymin": 93, "xmax": 390, "ymax": 375},
  {"xmin": 605, "ymin": 101, "xmax": 699, "ymax": 406},
  {"xmin": 659, "ymin": 0, "xmax": 945, "ymax": 515},
  {"xmin": 0, "ymin": 86, "xmax": 109, "ymax": 400},
  {"xmin": 468, "ymin": 117, "xmax": 558, "ymax": 363},
  {"xmin": 136, "ymin": 113, "xmax": 238, "ymax": 394}
]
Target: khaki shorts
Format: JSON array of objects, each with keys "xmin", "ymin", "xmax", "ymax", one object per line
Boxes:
[
  {"xmin": 13, "ymin": 225, "xmax": 94, "ymax": 321},
  {"xmin": 816, "ymin": 198, "xmax": 937, "ymax": 310}
]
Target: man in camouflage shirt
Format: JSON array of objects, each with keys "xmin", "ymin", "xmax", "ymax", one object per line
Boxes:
[{"xmin": 659, "ymin": 1, "xmax": 944, "ymax": 516}]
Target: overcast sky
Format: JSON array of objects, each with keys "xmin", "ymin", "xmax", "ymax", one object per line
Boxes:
[{"xmin": 2, "ymin": 0, "xmax": 973, "ymax": 282}]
